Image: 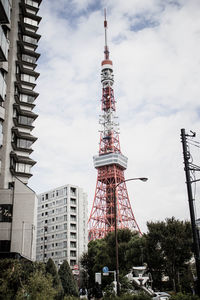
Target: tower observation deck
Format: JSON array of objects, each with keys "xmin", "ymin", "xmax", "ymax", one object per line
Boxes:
[{"xmin": 88, "ymin": 11, "xmax": 141, "ymax": 240}]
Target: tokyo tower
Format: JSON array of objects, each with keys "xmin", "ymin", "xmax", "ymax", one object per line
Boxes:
[{"xmin": 88, "ymin": 11, "xmax": 141, "ymax": 240}]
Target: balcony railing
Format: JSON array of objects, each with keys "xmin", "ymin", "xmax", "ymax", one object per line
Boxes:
[{"xmin": 0, "ymin": 0, "xmax": 11, "ymax": 23}]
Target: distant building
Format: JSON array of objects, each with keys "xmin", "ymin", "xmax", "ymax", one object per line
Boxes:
[
  {"xmin": 36, "ymin": 185, "xmax": 88, "ymax": 267},
  {"xmin": 0, "ymin": 0, "xmax": 42, "ymax": 260}
]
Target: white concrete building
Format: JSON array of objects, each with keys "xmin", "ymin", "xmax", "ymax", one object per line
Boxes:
[
  {"xmin": 0, "ymin": 0, "xmax": 42, "ymax": 260},
  {"xmin": 36, "ymin": 184, "xmax": 88, "ymax": 267}
]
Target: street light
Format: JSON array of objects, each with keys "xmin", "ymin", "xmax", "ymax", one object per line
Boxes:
[{"xmin": 113, "ymin": 177, "xmax": 148, "ymax": 296}]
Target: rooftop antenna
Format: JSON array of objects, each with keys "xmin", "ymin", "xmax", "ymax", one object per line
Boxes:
[{"xmin": 104, "ymin": 8, "xmax": 109, "ymax": 60}]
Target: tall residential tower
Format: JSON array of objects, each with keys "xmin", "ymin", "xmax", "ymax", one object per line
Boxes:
[{"xmin": 0, "ymin": 0, "xmax": 41, "ymax": 260}]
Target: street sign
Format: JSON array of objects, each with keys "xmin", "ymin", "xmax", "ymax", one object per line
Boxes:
[
  {"xmin": 102, "ymin": 266, "xmax": 109, "ymax": 273},
  {"xmin": 72, "ymin": 270, "xmax": 79, "ymax": 276},
  {"xmin": 73, "ymin": 264, "xmax": 79, "ymax": 270},
  {"xmin": 95, "ymin": 272, "xmax": 101, "ymax": 284}
]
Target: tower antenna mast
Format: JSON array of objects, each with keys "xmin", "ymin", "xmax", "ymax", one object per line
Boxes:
[{"xmin": 104, "ymin": 8, "xmax": 109, "ymax": 60}]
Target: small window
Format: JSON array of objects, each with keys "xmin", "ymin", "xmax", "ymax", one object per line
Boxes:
[{"xmin": 0, "ymin": 204, "xmax": 13, "ymax": 222}]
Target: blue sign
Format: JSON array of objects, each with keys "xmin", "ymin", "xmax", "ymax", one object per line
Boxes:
[{"xmin": 102, "ymin": 266, "xmax": 109, "ymax": 273}]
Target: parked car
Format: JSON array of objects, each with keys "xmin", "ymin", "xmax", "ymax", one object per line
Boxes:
[{"xmin": 152, "ymin": 291, "xmax": 171, "ymax": 300}]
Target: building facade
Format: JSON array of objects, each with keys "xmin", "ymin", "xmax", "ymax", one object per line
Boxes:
[
  {"xmin": 0, "ymin": 0, "xmax": 42, "ymax": 260},
  {"xmin": 36, "ymin": 185, "xmax": 88, "ymax": 267}
]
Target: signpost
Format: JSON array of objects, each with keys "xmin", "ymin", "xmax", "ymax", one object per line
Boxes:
[
  {"xmin": 95, "ymin": 272, "xmax": 102, "ymax": 284},
  {"xmin": 102, "ymin": 266, "xmax": 109, "ymax": 276}
]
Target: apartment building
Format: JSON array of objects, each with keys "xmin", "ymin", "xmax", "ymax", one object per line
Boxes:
[
  {"xmin": 0, "ymin": 0, "xmax": 42, "ymax": 260},
  {"xmin": 36, "ymin": 185, "xmax": 88, "ymax": 267}
]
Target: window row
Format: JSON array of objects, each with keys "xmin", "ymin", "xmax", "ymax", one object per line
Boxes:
[
  {"xmin": 23, "ymin": 35, "xmax": 37, "ymax": 45},
  {"xmin": 40, "ymin": 187, "xmax": 68, "ymax": 201},
  {"xmin": 16, "ymin": 138, "xmax": 33, "ymax": 149},
  {"xmin": 25, "ymin": 0, "xmax": 39, "ymax": 7},
  {"xmin": 22, "ymin": 54, "xmax": 37, "ymax": 64},
  {"xmin": 18, "ymin": 115, "xmax": 34, "ymax": 126},
  {"xmin": 15, "ymin": 163, "xmax": 31, "ymax": 173},
  {"xmin": 19, "ymin": 93, "xmax": 35, "ymax": 104},
  {"xmin": 26, "ymin": 8, "xmax": 37, "ymax": 15},
  {"xmin": 24, "ymin": 17, "xmax": 38, "ymax": 27},
  {"xmin": 38, "ymin": 214, "xmax": 67, "ymax": 226},
  {"xmin": 21, "ymin": 73, "xmax": 35, "ymax": 83}
]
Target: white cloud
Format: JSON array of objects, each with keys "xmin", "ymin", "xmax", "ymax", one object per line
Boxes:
[{"xmin": 30, "ymin": 0, "xmax": 200, "ymax": 232}]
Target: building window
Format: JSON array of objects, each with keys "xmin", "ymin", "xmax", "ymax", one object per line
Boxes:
[
  {"xmin": 70, "ymin": 224, "xmax": 76, "ymax": 230},
  {"xmin": 70, "ymin": 232, "xmax": 76, "ymax": 239},
  {"xmin": 15, "ymin": 163, "xmax": 31, "ymax": 173},
  {"xmin": 70, "ymin": 187, "xmax": 76, "ymax": 196},
  {"xmin": 70, "ymin": 250, "xmax": 76, "ymax": 257},
  {"xmin": 70, "ymin": 206, "xmax": 76, "ymax": 213},
  {"xmin": 24, "ymin": 17, "xmax": 38, "ymax": 27},
  {"xmin": 0, "ymin": 204, "xmax": 12, "ymax": 222},
  {"xmin": 21, "ymin": 73, "xmax": 35, "ymax": 83},
  {"xmin": 0, "ymin": 241, "xmax": 11, "ymax": 252},
  {"xmin": 19, "ymin": 93, "xmax": 35, "ymax": 103},
  {"xmin": 26, "ymin": 8, "xmax": 37, "ymax": 15},
  {"xmin": 70, "ymin": 241, "xmax": 76, "ymax": 248},
  {"xmin": 70, "ymin": 215, "xmax": 76, "ymax": 221},
  {"xmin": 17, "ymin": 138, "xmax": 33, "ymax": 149},
  {"xmin": 70, "ymin": 198, "xmax": 76, "ymax": 205},
  {"xmin": 25, "ymin": 0, "xmax": 39, "ymax": 7},
  {"xmin": 23, "ymin": 35, "xmax": 37, "ymax": 44},
  {"xmin": 18, "ymin": 115, "xmax": 34, "ymax": 126},
  {"xmin": 22, "ymin": 54, "xmax": 36, "ymax": 64},
  {"xmin": 70, "ymin": 260, "xmax": 76, "ymax": 266}
]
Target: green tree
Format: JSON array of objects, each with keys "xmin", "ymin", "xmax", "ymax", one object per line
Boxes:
[
  {"xmin": 46, "ymin": 258, "xmax": 63, "ymax": 299},
  {"xmin": 58, "ymin": 260, "xmax": 78, "ymax": 296},
  {"xmin": 80, "ymin": 229, "xmax": 141, "ymax": 288},
  {"xmin": 145, "ymin": 217, "xmax": 193, "ymax": 292},
  {"xmin": 16, "ymin": 270, "xmax": 55, "ymax": 300},
  {"xmin": 0, "ymin": 259, "xmax": 58, "ymax": 300}
]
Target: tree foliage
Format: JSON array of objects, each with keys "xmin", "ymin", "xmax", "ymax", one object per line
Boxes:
[
  {"xmin": 0, "ymin": 258, "xmax": 78, "ymax": 299},
  {"xmin": 81, "ymin": 218, "xmax": 193, "ymax": 294},
  {"xmin": 58, "ymin": 260, "xmax": 78, "ymax": 297},
  {"xmin": 144, "ymin": 217, "xmax": 193, "ymax": 292},
  {"xmin": 46, "ymin": 258, "xmax": 63, "ymax": 299}
]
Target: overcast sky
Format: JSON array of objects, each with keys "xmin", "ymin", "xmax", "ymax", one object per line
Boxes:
[{"xmin": 29, "ymin": 0, "xmax": 200, "ymax": 232}]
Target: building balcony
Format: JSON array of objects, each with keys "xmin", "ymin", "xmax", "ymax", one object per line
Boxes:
[
  {"xmin": 16, "ymin": 61, "xmax": 40, "ymax": 78},
  {"xmin": 0, "ymin": 25, "xmax": 8, "ymax": 61},
  {"xmin": 12, "ymin": 127, "xmax": 37, "ymax": 154},
  {"xmin": 0, "ymin": 0, "xmax": 11, "ymax": 24},
  {"xmin": 17, "ymin": 40, "xmax": 40, "ymax": 60},
  {"xmin": 0, "ymin": 71, "xmax": 6, "ymax": 101},
  {"xmin": 15, "ymin": 82, "xmax": 39, "ymax": 99},
  {"xmin": 10, "ymin": 151, "xmax": 36, "ymax": 178}
]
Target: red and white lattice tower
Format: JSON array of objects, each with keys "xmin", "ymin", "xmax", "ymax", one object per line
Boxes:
[{"xmin": 88, "ymin": 11, "xmax": 141, "ymax": 241}]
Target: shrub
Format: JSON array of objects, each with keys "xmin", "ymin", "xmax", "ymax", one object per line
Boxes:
[{"xmin": 170, "ymin": 293, "xmax": 200, "ymax": 300}]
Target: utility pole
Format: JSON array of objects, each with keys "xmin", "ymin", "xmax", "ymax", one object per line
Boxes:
[{"xmin": 181, "ymin": 128, "xmax": 200, "ymax": 295}]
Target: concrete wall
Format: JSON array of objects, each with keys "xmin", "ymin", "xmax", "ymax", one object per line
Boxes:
[{"xmin": 10, "ymin": 177, "xmax": 37, "ymax": 260}]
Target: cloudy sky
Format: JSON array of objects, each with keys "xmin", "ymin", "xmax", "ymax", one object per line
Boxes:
[{"xmin": 29, "ymin": 0, "xmax": 200, "ymax": 232}]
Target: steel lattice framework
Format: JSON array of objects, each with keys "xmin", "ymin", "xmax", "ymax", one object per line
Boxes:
[{"xmin": 88, "ymin": 12, "xmax": 141, "ymax": 240}]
